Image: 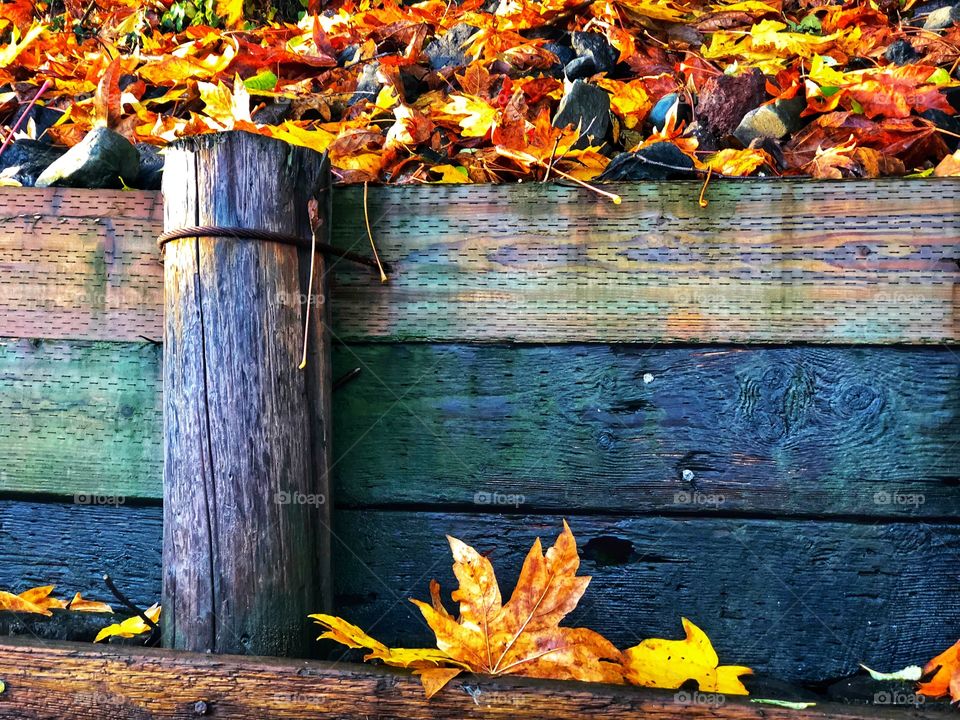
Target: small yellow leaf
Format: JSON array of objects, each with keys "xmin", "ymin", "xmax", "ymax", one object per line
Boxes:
[
  {"xmin": 66, "ymin": 592, "xmax": 114, "ymax": 614},
  {"xmin": 215, "ymin": 0, "xmax": 243, "ymax": 28},
  {"xmin": 622, "ymin": 618, "xmax": 752, "ymax": 695},
  {"xmin": 0, "ymin": 590, "xmax": 50, "ymax": 616},
  {"xmin": 94, "ymin": 604, "xmax": 160, "ymax": 643}
]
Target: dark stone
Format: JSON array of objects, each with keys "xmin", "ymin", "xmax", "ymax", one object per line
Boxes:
[
  {"xmin": 696, "ymin": 67, "xmax": 767, "ymax": 140},
  {"xmin": 423, "ymin": 23, "xmax": 477, "ymax": 70},
  {"xmin": 734, "ymin": 95, "xmax": 806, "ymax": 145},
  {"xmin": 923, "ymin": 3, "xmax": 960, "ymax": 29},
  {"xmin": 544, "ymin": 42, "xmax": 575, "ymax": 67},
  {"xmin": 944, "ymin": 85, "xmax": 960, "ymax": 113},
  {"xmin": 0, "ymin": 140, "xmax": 66, "ymax": 187},
  {"xmin": 349, "ymin": 62, "xmax": 381, "ymax": 106},
  {"xmin": 251, "ymin": 99, "xmax": 292, "ymax": 125},
  {"xmin": 553, "ymin": 80, "xmax": 611, "ymax": 148},
  {"xmin": 570, "ymin": 31, "xmax": 618, "ymax": 75},
  {"xmin": 134, "ymin": 143, "xmax": 164, "ymax": 190},
  {"xmin": 845, "ymin": 57, "xmax": 873, "ymax": 71},
  {"xmin": 564, "ymin": 56, "xmax": 597, "ymax": 81},
  {"xmin": 10, "ymin": 104, "xmax": 64, "ymax": 144},
  {"xmin": 884, "ymin": 38, "xmax": 921, "ymax": 65},
  {"xmin": 337, "ymin": 45, "xmax": 360, "ymax": 67},
  {"xmin": 648, "ymin": 92, "xmax": 691, "ymax": 131},
  {"xmin": 922, "ymin": 108, "xmax": 960, "ymax": 152},
  {"xmin": 35, "ymin": 126, "xmax": 140, "ymax": 189},
  {"xmin": 742, "ymin": 674, "xmax": 821, "ymax": 703},
  {"xmin": 597, "ymin": 142, "xmax": 696, "ymax": 181}
]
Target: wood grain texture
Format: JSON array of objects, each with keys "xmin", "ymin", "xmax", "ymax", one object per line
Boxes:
[
  {"xmin": 2, "ymin": 180, "xmax": 958, "ymax": 344},
  {"xmin": 161, "ymin": 132, "xmax": 332, "ymax": 656},
  {"xmin": 331, "ymin": 344, "xmax": 960, "ymax": 517},
  {"xmin": 0, "ymin": 337, "xmax": 161, "ymax": 498},
  {"xmin": 3, "ymin": 502, "xmax": 958, "ymax": 683},
  {"xmin": 0, "ymin": 638, "xmax": 947, "ymax": 720},
  {"xmin": 330, "ymin": 179, "xmax": 960, "ymax": 343}
]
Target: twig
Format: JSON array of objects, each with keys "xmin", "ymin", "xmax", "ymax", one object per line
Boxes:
[
  {"xmin": 542, "ymin": 135, "xmax": 561, "ymax": 182},
  {"xmin": 333, "ymin": 367, "xmax": 362, "ymax": 390},
  {"xmin": 363, "ymin": 181, "xmax": 389, "ymax": 283},
  {"xmin": 497, "ymin": 148, "xmax": 622, "ymax": 204},
  {"xmin": 299, "ymin": 195, "xmax": 322, "ymax": 370},
  {"xmin": 0, "ymin": 80, "xmax": 52, "ymax": 161},
  {"xmin": 102, "ymin": 574, "xmax": 160, "ymax": 642},
  {"xmin": 699, "ymin": 166, "xmax": 713, "ymax": 208}
]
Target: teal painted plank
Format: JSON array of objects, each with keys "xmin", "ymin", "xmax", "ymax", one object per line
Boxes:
[{"xmin": 332, "ymin": 344, "xmax": 960, "ymax": 517}]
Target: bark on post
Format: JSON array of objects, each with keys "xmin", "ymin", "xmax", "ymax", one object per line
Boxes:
[{"xmin": 161, "ymin": 131, "xmax": 332, "ymax": 656}]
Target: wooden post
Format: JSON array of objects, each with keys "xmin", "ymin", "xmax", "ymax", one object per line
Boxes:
[{"xmin": 160, "ymin": 131, "xmax": 332, "ymax": 656}]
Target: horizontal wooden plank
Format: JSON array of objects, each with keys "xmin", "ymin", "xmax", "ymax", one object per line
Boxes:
[
  {"xmin": 334, "ymin": 511, "xmax": 960, "ymax": 684},
  {"xmin": 0, "ymin": 500, "xmax": 161, "ymax": 610},
  {"xmin": 0, "ymin": 187, "xmax": 162, "ymax": 222},
  {"xmin": 1, "ymin": 181, "xmax": 958, "ymax": 344},
  {"xmin": 2, "ymin": 502, "xmax": 958, "ymax": 684},
  {"xmin": 0, "ymin": 638, "xmax": 946, "ymax": 720},
  {"xmin": 0, "ymin": 338, "xmax": 162, "ymax": 498},
  {"xmin": 331, "ymin": 344, "xmax": 960, "ymax": 517},
  {"xmin": 3, "ymin": 340, "xmax": 956, "ymax": 520},
  {"xmin": 0, "ymin": 213, "xmax": 163, "ymax": 341},
  {"xmin": 330, "ymin": 179, "xmax": 960, "ymax": 343}
]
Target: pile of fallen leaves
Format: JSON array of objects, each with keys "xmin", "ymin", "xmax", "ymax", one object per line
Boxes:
[{"xmin": 1, "ymin": 0, "xmax": 960, "ymax": 183}]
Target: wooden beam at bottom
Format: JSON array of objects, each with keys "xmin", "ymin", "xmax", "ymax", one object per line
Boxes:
[{"xmin": 0, "ymin": 638, "xmax": 942, "ymax": 720}]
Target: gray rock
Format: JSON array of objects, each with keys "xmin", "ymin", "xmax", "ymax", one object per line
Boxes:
[
  {"xmin": 0, "ymin": 140, "xmax": 66, "ymax": 187},
  {"xmin": 35, "ymin": 126, "xmax": 139, "ymax": 189},
  {"xmin": 924, "ymin": 3, "xmax": 960, "ymax": 29},
  {"xmin": 349, "ymin": 62, "xmax": 381, "ymax": 106},
  {"xmin": 597, "ymin": 142, "xmax": 696, "ymax": 181},
  {"xmin": 564, "ymin": 56, "xmax": 596, "ymax": 81},
  {"xmin": 884, "ymin": 38, "xmax": 921, "ymax": 65},
  {"xmin": 424, "ymin": 23, "xmax": 477, "ymax": 70},
  {"xmin": 570, "ymin": 32, "xmax": 617, "ymax": 75},
  {"xmin": 134, "ymin": 143, "xmax": 164, "ymax": 190},
  {"xmin": 553, "ymin": 80, "xmax": 610, "ymax": 148},
  {"xmin": 733, "ymin": 95, "xmax": 806, "ymax": 145},
  {"xmin": 251, "ymin": 99, "xmax": 292, "ymax": 125}
]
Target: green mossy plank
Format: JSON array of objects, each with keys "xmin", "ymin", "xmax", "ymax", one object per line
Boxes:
[
  {"xmin": 331, "ymin": 343, "xmax": 959, "ymax": 517},
  {"xmin": 330, "ymin": 179, "xmax": 960, "ymax": 344},
  {"xmin": 0, "ymin": 338, "xmax": 162, "ymax": 499},
  {"xmin": 2, "ymin": 339, "xmax": 957, "ymax": 518},
  {"xmin": 331, "ymin": 510, "xmax": 960, "ymax": 684},
  {"xmin": 4, "ymin": 500, "xmax": 956, "ymax": 684}
]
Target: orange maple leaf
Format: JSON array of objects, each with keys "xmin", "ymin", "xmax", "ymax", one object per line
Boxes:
[
  {"xmin": 411, "ymin": 521, "xmax": 624, "ymax": 694},
  {"xmin": 311, "ymin": 522, "xmax": 622, "ymax": 698},
  {"xmin": 918, "ymin": 639, "xmax": 960, "ymax": 703}
]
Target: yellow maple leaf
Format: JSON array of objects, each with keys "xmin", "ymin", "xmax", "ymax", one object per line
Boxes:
[
  {"xmin": 440, "ymin": 94, "xmax": 499, "ymax": 139},
  {"xmin": 0, "ymin": 22, "xmax": 46, "ymax": 69},
  {"xmin": 705, "ymin": 148, "xmax": 772, "ymax": 176},
  {"xmin": 215, "ymin": 0, "xmax": 244, "ymax": 29},
  {"xmin": 65, "ymin": 592, "xmax": 114, "ymax": 614},
  {"xmin": 94, "ymin": 604, "xmax": 161, "ymax": 643},
  {"xmin": 622, "ymin": 617, "xmax": 753, "ymax": 694}
]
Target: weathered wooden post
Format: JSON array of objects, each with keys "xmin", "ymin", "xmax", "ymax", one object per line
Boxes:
[{"xmin": 160, "ymin": 131, "xmax": 332, "ymax": 656}]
